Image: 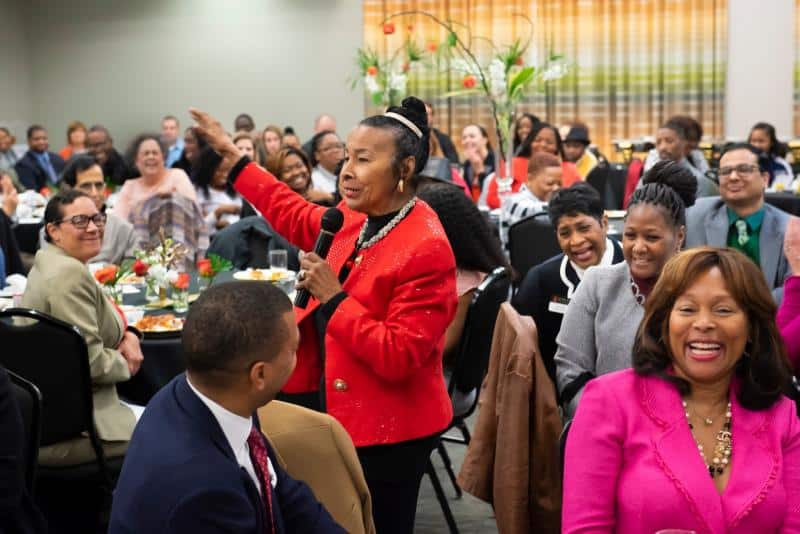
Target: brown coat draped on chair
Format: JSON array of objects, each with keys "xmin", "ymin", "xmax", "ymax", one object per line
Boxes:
[{"xmin": 457, "ymin": 303, "xmax": 562, "ymax": 533}]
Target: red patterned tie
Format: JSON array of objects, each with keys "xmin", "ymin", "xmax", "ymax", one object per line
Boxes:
[{"xmin": 247, "ymin": 427, "xmax": 277, "ymax": 534}]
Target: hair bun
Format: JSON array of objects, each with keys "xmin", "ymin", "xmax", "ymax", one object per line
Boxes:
[
  {"xmin": 641, "ymin": 160, "xmax": 697, "ymax": 208},
  {"xmin": 390, "ymin": 96, "xmax": 429, "ymax": 135}
]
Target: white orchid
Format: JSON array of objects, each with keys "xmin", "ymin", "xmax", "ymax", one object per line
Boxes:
[
  {"xmin": 541, "ymin": 61, "xmax": 569, "ymax": 82},
  {"xmin": 488, "ymin": 59, "xmax": 507, "ymax": 98},
  {"xmin": 389, "ymin": 72, "xmax": 407, "ymax": 92},
  {"xmin": 364, "ymin": 74, "xmax": 380, "ymax": 94}
]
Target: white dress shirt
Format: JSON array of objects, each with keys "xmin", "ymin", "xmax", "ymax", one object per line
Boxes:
[{"xmin": 187, "ymin": 378, "xmax": 277, "ymax": 492}]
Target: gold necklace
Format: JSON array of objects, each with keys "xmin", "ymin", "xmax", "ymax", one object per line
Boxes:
[{"xmin": 682, "ymin": 400, "xmax": 733, "ymax": 478}]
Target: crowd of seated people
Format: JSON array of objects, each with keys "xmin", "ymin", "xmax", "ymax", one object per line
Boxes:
[{"xmin": 5, "ymin": 101, "xmax": 800, "ymax": 534}]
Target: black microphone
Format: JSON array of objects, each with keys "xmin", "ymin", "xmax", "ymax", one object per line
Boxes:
[{"xmin": 294, "ymin": 207, "xmax": 345, "ymax": 308}]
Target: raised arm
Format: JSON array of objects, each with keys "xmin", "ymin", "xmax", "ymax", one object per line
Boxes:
[{"xmin": 190, "ymin": 108, "xmax": 324, "ymax": 251}]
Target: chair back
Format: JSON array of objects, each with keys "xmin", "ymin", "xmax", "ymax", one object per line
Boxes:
[
  {"xmin": 7, "ymin": 369, "xmax": 42, "ymax": 493},
  {"xmin": 0, "ymin": 309, "xmax": 102, "ymax": 449},
  {"xmin": 448, "ymin": 267, "xmax": 511, "ymax": 403},
  {"xmin": 508, "ymin": 212, "xmax": 561, "ymax": 285},
  {"xmin": 129, "ymin": 193, "xmax": 210, "ymax": 269},
  {"xmin": 586, "ymin": 162, "xmax": 627, "ymax": 210}
]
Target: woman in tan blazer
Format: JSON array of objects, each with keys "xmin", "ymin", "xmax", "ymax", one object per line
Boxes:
[{"xmin": 21, "ymin": 189, "xmax": 143, "ymax": 465}]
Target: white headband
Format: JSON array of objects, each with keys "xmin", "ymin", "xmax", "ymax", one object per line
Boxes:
[{"xmin": 384, "ymin": 112, "xmax": 423, "ymax": 139}]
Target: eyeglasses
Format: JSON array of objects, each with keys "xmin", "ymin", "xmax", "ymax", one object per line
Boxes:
[
  {"xmin": 55, "ymin": 213, "xmax": 107, "ymax": 229},
  {"xmin": 718, "ymin": 164, "xmax": 759, "ymax": 177}
]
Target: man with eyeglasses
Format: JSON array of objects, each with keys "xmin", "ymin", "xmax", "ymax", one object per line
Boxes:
[
  {"xmin": 685, "ymin": 142, "xmax": 790, "ymax": 298},
  {"xmin": 39, "ymin": 154, "xmax": 137, "ymax": 264}
]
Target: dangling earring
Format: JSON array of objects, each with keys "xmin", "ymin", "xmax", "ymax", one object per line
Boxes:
[{"xmin": 398, "ymin": 179, "xmax": 404, "ymax": 193}]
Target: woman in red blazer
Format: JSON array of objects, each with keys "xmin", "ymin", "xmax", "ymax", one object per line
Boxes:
[
  {"xmin": 563, "ymin": 247, "xmax": 800, "ymax": 533},
  {"xmin": 191, "ymin": 98, "xmax": 456, "ymax": 534}
]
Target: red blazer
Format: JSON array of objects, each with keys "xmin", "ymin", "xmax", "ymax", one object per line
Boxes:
[{"xmin": 235, "ymin": 162, "xmax": 456, "ymax": 447}]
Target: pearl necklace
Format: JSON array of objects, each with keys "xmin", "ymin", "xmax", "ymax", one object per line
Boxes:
[
  {"xmin": 356, "ymin": 197, "xmax": 417, "ymax": 251},
  {"xmin": 683, "ymin": 400, "xmax": 732, "ymax": 478}
]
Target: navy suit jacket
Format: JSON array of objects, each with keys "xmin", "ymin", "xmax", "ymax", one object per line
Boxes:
[
  {"xmin": 14, "ymin": 150, "xmax": 65, "ymax": 191},
  {"xmin": 109, "ymin": 374, "xmax": 343, "ymax": 534}
]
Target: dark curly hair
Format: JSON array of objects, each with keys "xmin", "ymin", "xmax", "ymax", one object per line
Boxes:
[
  {"xmin": 59, "ymin": 154, "xmax": 100, "ymax": 187},
  {"xmin": 627, "ymin": 160, "xmax": 697, "ymax": 229},
  {"xmin": 416, "ymin": 183, "xmax": 509, "ymax": 274},
  {"xmin": 547, "ymin": 182, "xmax": 604, "ymax": 228},
  {"xmin": 125, "ymin": 133, "xmax": 167, "ymax": 172},
  {"xmin": 515, "ymin": 121, "xmax": 565, "ymax": 160},
  {"xmin": 632, "ymin": 246, "xmax": 792, "ymax": 410},
  {"xmin": 360, "ymin": 96, "xmax": 431, "ymax": 187}
]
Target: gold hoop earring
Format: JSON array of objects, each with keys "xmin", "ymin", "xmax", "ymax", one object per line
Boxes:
[{"xmin": 398, "ymin": 179, "xmax": 404, "ymax": 193}]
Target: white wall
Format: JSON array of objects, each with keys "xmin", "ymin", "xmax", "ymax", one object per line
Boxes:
[
  {"xmin": 16, "ymin": 0, "xmax": 363, "ymax": 150},
  {"xmin": 726, "ymin": 0, "xmax": 795, "ymax": 139},
  {"xmin": 0, "ymin": 0, "xmax": 33, "ymax": 137}
]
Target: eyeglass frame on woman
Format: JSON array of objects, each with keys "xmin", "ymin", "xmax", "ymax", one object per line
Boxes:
[
  {"xmin": 54, "ymin": 212, "xmax": 108, "ymax": 229},
  {"xmin": 717, "ymin": 163, "xmax": 760, "ymax": 177}
]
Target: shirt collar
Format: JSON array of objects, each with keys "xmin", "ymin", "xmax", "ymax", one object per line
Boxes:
[
  {"xmin": 186, "ymin": 376, "xmax": 252, "ymax": 457},
  {"xmin": 726, "ymin": 206, "xmax": 765, "ymax": 231},
  {"xmin": 314, "ymin": 165, "xmax": 337, "ymax": 183}
]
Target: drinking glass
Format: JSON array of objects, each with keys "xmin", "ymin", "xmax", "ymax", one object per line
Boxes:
[{"xmin": 269, "ymin": 249, "xmax": 288, "ymax": 272}]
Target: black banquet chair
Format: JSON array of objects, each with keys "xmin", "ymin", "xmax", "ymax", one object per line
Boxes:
[
  {"xmin": 585, "ymin": 162, "xmax": 628, "ymax": 210},
  {"xmin": 427, "ymin": 266, "xmax": 511, "ymax": 534},
  {"xmin": 0, "ymin": 308, "xmax": 124, "ymax": 530},
  {"xmin": 8, "ymin": 369, "xmax": 43, "ymax": 495},
  {"xmin": 508, "ymin": 212, "xmax": 561, "ymax": 289}
]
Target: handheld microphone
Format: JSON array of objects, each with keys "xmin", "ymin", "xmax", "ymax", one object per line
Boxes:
[{"xmin": 294, "ymin": 207, "xmax": 345, "ymax": 308}]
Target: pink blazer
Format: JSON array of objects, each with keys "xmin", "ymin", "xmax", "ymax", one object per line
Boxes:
[{"xmin": 562, "ymin": 369, "xmax": 800, "ymax": 534}]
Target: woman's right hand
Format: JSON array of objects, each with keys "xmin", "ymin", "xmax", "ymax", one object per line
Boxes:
[
  {"xmin": 214, "ymin": 204, "xmax": 241, "ymax": 219},
  {"xmin": 118, "ymin": 331, "xmax": 144, "ymax": 376},
  {"xmin": 189, "ymin": 108, "xmax": 241, "ymax": 163}
]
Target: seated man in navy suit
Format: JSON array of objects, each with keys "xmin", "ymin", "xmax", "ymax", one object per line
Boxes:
[
  {"xmin": 109, "ymin": 281, "xmax": 343, "ymax": 533},
  {"xmin": 14, "ymin": 125, "xmax": 65, "ymax": 191}
]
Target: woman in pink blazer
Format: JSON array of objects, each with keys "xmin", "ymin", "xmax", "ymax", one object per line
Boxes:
[{"xmin": 563, "ymin": 247, "xmax": 800, "ymax": 534}]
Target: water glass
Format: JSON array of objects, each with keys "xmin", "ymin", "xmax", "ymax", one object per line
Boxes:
[
  {"xmin": 269, "ymin": 249, "xmax": 288, "ymax": 271},
  {"xmin": 172, "ymin": 288, "xmax": 189, "ymax": 313}
]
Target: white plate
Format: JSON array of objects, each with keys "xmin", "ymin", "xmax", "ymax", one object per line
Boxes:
[
  {"xmin": 232, "ymin": 269, "xmax": 296, "ymax": 282},
  {"xmin": 0, "ymin": 289, "xmax": 15, "ymax": 298}
]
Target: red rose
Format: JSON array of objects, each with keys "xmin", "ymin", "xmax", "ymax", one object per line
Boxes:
[
  {"xmin": 382, "ymin": 22, "xmax": 395, "ymax": 35},
  {"xmin": 402, "ymin": 61, "xmax": 410, "ymax": 73},
  {"xmin": 40, "ymin": 186, "xmax": 51, "ymax": 197},
  {"xmin": 426, "ymin": 42, "xmax": 438, "ymax": 53},
  {"xmin": 133, "ymin": 259, "xmax": 149, "ymax": 277},
  {"xmin": 197, "ymin": 259, "xmax": 214, "ymax": 277},
  {"xmin": 94, "ymin": 265, "xmax": 118, "ymax": 285},
  {"xmin": 406, "ymin": 24, "xmax": 414, "ymax": 32},
  {"xmin": 514, "ymin": 56, "xmax": 524, "ymax": 66},
  {"xmin": 366, "ymin": 65, "xmax": 378, "ymax": 76},
  {"xmin": 172, "ymin": 272, "xmax": 191, "ymax": 290},
  {"xmin": 462, "ymin": 75, "xmax": 477, "ymax": 89}
]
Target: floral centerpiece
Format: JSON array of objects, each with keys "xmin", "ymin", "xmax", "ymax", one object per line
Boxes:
[
  {"xmin": 353, "ymin": 23, "xmax": 428, "ymax": 107},
  {"xmin": 380, "ymin": 11, "xmax": 568, "ymax": 186},
  {"xmin": 197, "ymin": 254, "xmax": 233, "ymax": 291},
  {"xmin": 133, "ymin": 230, "xmax": 189, "ymax": 303},
  {"xmin": 94, "ymin": 261, "xmax": 133, "ymax": 304},
  {"xmin": 170, "ymin": 272, "xmax": 191, "ymax": 313}
]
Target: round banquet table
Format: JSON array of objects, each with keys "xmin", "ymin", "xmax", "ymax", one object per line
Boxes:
[{"xmin": 117, "ymin": 271, "xmax": 235, "ymax": 405}]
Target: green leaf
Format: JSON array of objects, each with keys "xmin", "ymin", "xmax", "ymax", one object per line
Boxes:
[
  {"xmin": 508, "ymin": 66, "xmax": 535, "ymax": 96},
  {"xmin": 447, "ymin": 31, "xmax": 457, "ymax": 47},
  {"xmin": 441, "ymin": 88, "xmax": 482, "ymax": 98},
  {"xmin": 371, "ymin": 92, "xmax": 384, "ymax": 106},
  {"xmin": 208, "ymin": 253, "xmax": 232, "ymax": 274}
]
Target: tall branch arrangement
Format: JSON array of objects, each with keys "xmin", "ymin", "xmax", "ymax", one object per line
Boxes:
[{"xmin": 356, "ymin": 10, "xmax": 568, "ymax": 173}]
